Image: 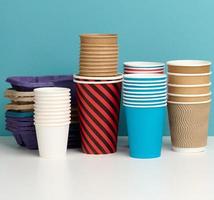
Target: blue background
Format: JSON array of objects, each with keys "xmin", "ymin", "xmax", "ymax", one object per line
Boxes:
[{"xmin": 1, "ymin": 0, "xmax": 213, "ymax": 135}]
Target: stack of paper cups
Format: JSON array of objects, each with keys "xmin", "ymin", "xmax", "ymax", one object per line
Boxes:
[
  {"xmin": 124, "ymin": 62, "xmax": 165, "ymax": 74},
  {"xmin": 79, "ymin": 34, "xmax": 118, "ymax": 77},
  {"xmin": 123, "ymin": 74, "xmax": 167, "ymax": 158},
  {"xmin": 34, "ymin": 87, "xmax": 71, "ymax": 159},
  {"xmin": 167, "ymin": 60, "xmax": 212, "ymax": 152}
]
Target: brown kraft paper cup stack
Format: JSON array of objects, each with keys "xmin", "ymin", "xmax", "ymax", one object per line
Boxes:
[
  {"xmin": 168, "ymin": 102, "xmax": 211, "ymax": 151},
  {"xmin": 167, "ymin": 60, "xmax": 212, "ymax": 152},
  {"xmin": 79, "ymin": 34, "xmax": 118, "ymax": 77}
]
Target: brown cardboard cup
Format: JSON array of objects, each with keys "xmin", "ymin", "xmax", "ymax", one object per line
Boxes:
[
  {"xmin": 168, "ymin": 94, "xmax": 211, "ymax": 102},
  {"xmin": 80, "ymin": 54, "xmax": 118, "ymax": 59},
  {"xmin": 80, "ymin": 58, "xmax": 118, "ymax": 63},
  {"xmin": 80, "ymin": 34, "xmax": 117, "ymax": 44},
  {"xmin": 167, "ymin": 60, "xmax": 211, "ymax": 74},
  {"xmin": 81, "ymin": 43, "xmax": 118, "ymax": 48},
  {"xmin": 168, "ymin": 101, "xmax": 210, "ymax": 149},
  {"xmin": 80, "ymin": 66, "xmax": 117, "ymax": 71},
  {"xmin": 168, "ymin": 73, "xmax": 211, "ymax": 84},
  {"xmin": 80, "ymin": 47, "xmax": 118, "ymax": 52},
  {"xmin": 80, "ymin": 50, "xmax": 118, "ymax": 55},
  {"xmin": 79, "ymin": 71, "xmax": 118, "ymax": 77},
  {"xmin": 168, "ymin": 83, "xmax": 211, "ymax": 94},
  {"xmin": 5, "ymin": 103, "xmax": 34, "ymax": 111}
]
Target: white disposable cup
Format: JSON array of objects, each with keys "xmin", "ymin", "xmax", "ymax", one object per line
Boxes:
[
  {"xmin": 124, "ymin": 61, "xmax": 165, "ymax": 68},
  {"xmin": 34, "ymin": 103, "xmax": 71, "ymax": 109},
  {"xmin": 34, "ymin": 100, "xmax": 71, "ymax": 105},
  {"xmin": 34, "ymin": 114, "xmax": 71, "ymax": 120},
  {"xmin": 34, "ymin": 119, "xmax": 71, "ymax": 124},
  {"xmin": 35, "ymin": 123, "xmax": 70, "ymax": 159},
  {"xmin": 34, "ymin": 107, "xmax": 71, "ymax": 112},
  {"xmin": 124, "ymin": 67, "xmax": 164, "ymax": 71},
  {"xmin": 34, "ymin": 87, "xmax": 70, "ymax": 95},
  {"xmin": 34, "ymin": 96, "xmax": 71, "ymax": 100},
  {"xmin": 34, "ymin": 110, "xmax": 71, "ymax": 116}
]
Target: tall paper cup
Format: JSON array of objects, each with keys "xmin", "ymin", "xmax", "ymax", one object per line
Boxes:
[
  {"xmin": 168, "ymin": 101, "xmax": 211, "ymax": 152},
  {"xmin": 74, "ymin": 75, "xmax": 122, "ymax": 154},
  {"xmin": 80, "ymin": 34, "xmax": 118, "ymax": 44},
  {"xmin": 168, "ymin": 93, "xmax": 211, "ymax": 102}
]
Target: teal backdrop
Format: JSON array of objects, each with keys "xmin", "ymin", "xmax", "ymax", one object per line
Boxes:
[{"xmin": 1, "ymin": 0, "xmax": 214, "ymax": 135}]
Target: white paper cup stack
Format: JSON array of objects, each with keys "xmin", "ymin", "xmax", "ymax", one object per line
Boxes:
[{"xmin": 34, "ymin": 87, "xmax": 71, "ymax": 159}]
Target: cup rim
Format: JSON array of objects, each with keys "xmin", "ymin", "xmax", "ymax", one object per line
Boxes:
[
  {"xmin": 74, "ymin": 74, "xmax": 123, "ymax": 80},
  {"xmin": 80, "ymin": 33, "xmax": 118, "ymax": 38},
  {"xmin": 123, "ymin": 61, "xmax": 165, "ymax": 68},
  {"xmin": 168, "ymin": 82, "xmax": 211, "ymax": 87},
  {"xmin": 123, "ymin": 93, "xmax": 167, "ymax": 98},
  {"xmin": 34, "ymin": 87, "xmax": 70, "ymax": 93},
  {"xmin": 168, "ymin": 72, "xmax": 212, "ymax": 76},
  {"xmin": 124, "ymin": 79, "xmax": 167, "ymax": 83},
  {"xmin": 34, "ymin": 122, "xmax": 71, "ymax": 127},
  {"xmin": 124, "ymin": 74, "xmax": 167, "ymax": 79},
  {"xmin": 74, "ymin": 79, "xmax": 122, "ymax": 84},
  {"xmin": 167, "ymin": 60, "xmax": 211, "ymax": 67},
  {"xmin": 123, "ymin": 96, "xmax": 167, "ymax": 101},
  {"xmin": 123, "ymin": 82, "xmax": 167, "ymax": 87},
  {"xmin": 124, "ymin": 67, "xmax": 164, "ymax": 70},
  {"xmin": 167, "ymin": 100, "xmax": 211, "ymax": 105},
  {"xmin": 123, "ymin": 103, "xmax": 167, "ymax": 108},
  {"xmin": 123, "ymin": 86, "xmax": 167, "ymax": 90},
  {"xmin": 124, "ymin": 90, "xmax": 167, "ymax": 95},
  {"xmin": 123, "ymin": 100, "xmax": 167, "ymax": 105},
  {"xmin": 168, "ymin": 92, "xmax": 211, "ymax": 97}
]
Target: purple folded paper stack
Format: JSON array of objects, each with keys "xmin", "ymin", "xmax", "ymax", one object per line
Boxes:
[{"xmin": 5, "ymin": 75, "xmax": 80, "ymax": 149}]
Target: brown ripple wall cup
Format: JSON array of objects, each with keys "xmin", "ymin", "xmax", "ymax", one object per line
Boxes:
[
  {"xmin": 168, "ymin": 83, "xmax": 211, "ymax": 94},
  {"xmin": 168, "ymin": 73, "xmax": 211, "ymax": 84},
  {"xmin": 168, "ymin": 94, "xmax": 211, "ymax": 102},
  {"xmin": 80, "ymin": 34, "xmax": 118, "ymax": 44},
  {"xmin": 168, "ymin": 101, "xmax": 211, "ymax": 151},
  {"xmin": 167, "ymin": 60, "xmax": 211, "ymax": 74}
]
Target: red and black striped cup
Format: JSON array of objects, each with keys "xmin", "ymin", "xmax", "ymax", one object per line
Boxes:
[{"xmin": 74, "ymin": 74, "xmax": 123, "ymax": 154}]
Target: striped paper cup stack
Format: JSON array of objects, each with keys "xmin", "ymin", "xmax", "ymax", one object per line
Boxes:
[
  {"xmin": 79, "ymin": 34, "xmax": 118, "ymax": 77},
  {"xmin": 123, "ymin": 74, "xmax": 167, "ymax": 158},
  {"xmin": 74, "ymin": 33, "xmax": 122, "ymax": 154},
  {"xmin": 124, "ymin": 61, "xmax": 165, "ymax": 74},
  {"xmin": 167, "ymin": 60, "xmax": 212, "ymax": 152}
]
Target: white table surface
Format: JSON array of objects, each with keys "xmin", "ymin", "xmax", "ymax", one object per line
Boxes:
[{"xmin": 0, "ymin": 136, "xmax": 214, "ymax": 200}]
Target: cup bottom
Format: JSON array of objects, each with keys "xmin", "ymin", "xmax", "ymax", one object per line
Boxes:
[{"xmin": 172, "ymin": 146, "xmax": 206, "ymax": 153}]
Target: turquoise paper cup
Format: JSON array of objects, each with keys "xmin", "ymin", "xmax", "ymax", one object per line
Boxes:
[
  {"xmin": 124, "ymin": 104, "xmax": 166, "ymax": 158},
  {"xmin": 124, "ymin": 74, "xmax": 167, "ymax": 82}
]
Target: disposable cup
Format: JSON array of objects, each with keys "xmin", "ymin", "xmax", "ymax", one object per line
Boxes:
[
  {"xmin": 168, "ymin": 83, "xmax": 211, "ymax": 95},
  {"xmin": 124, "ymin": 74, "xmax": 167, "ymax": 82},
  {"xmin": 34, "ymin": 100, "xmax": 71, "ymax": 105},
  {"xmin": 74, "ymin": 74, "xmax": 123, "ymax": 81},
  {"xmin": 124, "ymin": 89, "xmax": 167, "ymax": 95},
  {"xmin": 34, "ymin": 107, "xmax": 71, "ymax": 112},
  {"xmin": 80, "ymin": 47, "xmax": 118, "ymax": 51},
  {"xmin": 124, "ymin": 61, "xmax": 165, "ymax": 68},
  {"xmin": 80, "ymin": 62, "xmax": 118, "ymax": 66},
  {"xmin": 123, "ymin": 100, "xmax": 167, "ymax": 105},
  {"xmin": 167, "ymin": 60, "xmax": 211, "ymax": 74},
  {"xmin": 34, "ymin": 113, "xmax": 71, "ymax": 119},
  {"xmin": 74, "ymin": 75, "xmax": 122, "ymax": 154},
  {"xmin": 34, "ymin": 87, "xmax": 70, "ymax": 95},
  {"xmin": 80, "ymin": 34, "xmax": 117, "ymax": 44},
  {"xmin": 80, "ymin": 50, "xmax": 118, "ymax": 55},
  {"xmin": 124, "ymin": 70, "xmax": 164, "ymax": 74},
  {"xmin": 34, "ymin": 118, "xmax": 71, "ymax": 124},
  {"xmin": 123, "ymin": 96, "xmax": 167, "ymax": 102},
  {"xmin": 168, "ymin": 93, "xmax": 211, "ymax": 102},
  {"xmin": 123, "ymin": 93, "xmax": 167, "ymax": 99},
  {"xmin": 81, "ymin": 43, "xmax": 118, "ymax": 47},
  {"xmin": 124, "ymin": 104, "xmax": 166, "ymax": 158},
  {"xmin": 34, "ymin": 110, "xmax": 71, "ymax": 116},
  {"xmin": 123, "ymin": 86, "xmax": 167, "ymax": 92},
  {"xmin": 168, "ymin": 72, "xmax": 211, "ymax": 84},
  {"xmin": 80, "ymin": 54, "xmax": 118, "ymax": 59},
  {"xmin": 123, "ymin": 82, "xmax": 167, "ymax": 87},
  {"xmin": 124, "ymin": 67, "xmax": 164, "ymax": 71},
  {"xmin": 35, "ymin": 124, "xmax": 69, "ymax": 159},
  {"xmin": 124, "ymin": 79, "xmax": 167, "ymax": 84},
  {"xmin": 34, "ymin": 103, "xmax": 71, "ymax": 109},
  {"xmin": 79, "ymin": 71, "xmax": 118, "ymax": 77},
  {"xmin": 80, "ymin": 58, "xmax": 118, "ymax": 63},
  {"xmin": 34, "ymin": 96, "xmax": 71, "ymax": 101},
  {"xmin": 168, "ymin": 101, "xmax": 211, "ymax": 151}
]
